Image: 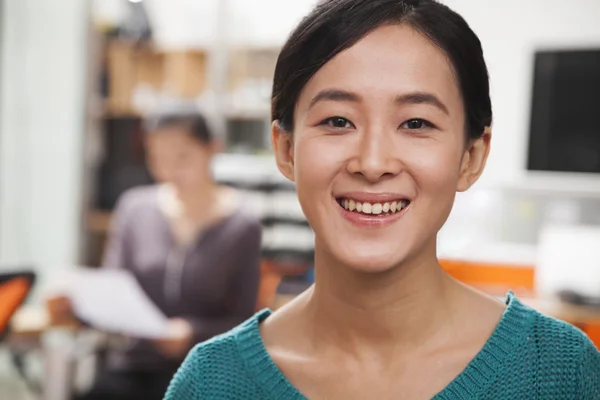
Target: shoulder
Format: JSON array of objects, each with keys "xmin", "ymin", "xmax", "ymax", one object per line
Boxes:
[
  {"xmin": 164, "ymin": 332, "xmax": 240, "ymax": 399},
  {"xmin": 165, "ymin": 333, "xmax": 242, "ymax": 398},
  {"xmin": 115, "ymin": 185, "xmax": 160, "ymax": 212},
  {"xmin": 233, "ymin": 206, "xmax": 263, "ymax": 232},
  {"xmin": 164, "ymin": 311, "xmax": 270, "ymax": 399},
  {"xmin": 223, "ymin": 206, "xmax": 263, "ymax": 245},
  {"xmin": 515, "ymin": 298, "xmax": 595, "ymax": 357},
  {"xmin": 528, "ymin": 306, "xmax": 596, "ymax": 353},
  {"xmin": 107, "ymin": 185, "xmax": 159, "ymax": 232},
  {"xmin": 515, "ymin": 299, "xmax": 600, "ymax": 394},
  {"xmin": 533, "ymin": 311, "xmax": 600, "ymax": 391}
]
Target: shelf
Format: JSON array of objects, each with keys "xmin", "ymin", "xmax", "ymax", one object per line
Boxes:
[
  {"xmin": 105, "ymin": 41, "xmax": 208, "ymax": 114},
  {"xmin": 495, "ymin": 171, "xmax": 600, "ymax": 199},
  {"xmin": 103, "ymin": 106, "xmax": 143, "ymax": 119},
  {"xmin": 86, "ymin": 210, "xmax": 113, "ymax": 233}
]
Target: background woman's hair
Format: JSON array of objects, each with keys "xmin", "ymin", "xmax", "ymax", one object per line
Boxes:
[
  {"xmin": 271, "ymin": 0, "xmax": 493, "ymax": 140},
  {"xmin": 144, "ymin": 111, "xmax": 213, "ymax": 144}
]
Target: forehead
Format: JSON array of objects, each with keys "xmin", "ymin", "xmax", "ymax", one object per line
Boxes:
[{"xmin": 297, "ymin": 24, "xmax": 461, "ymax": 112}]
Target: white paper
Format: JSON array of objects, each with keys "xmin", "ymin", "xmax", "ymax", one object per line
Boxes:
[
  {"xmin": 65, "ymin": 268, "xmax": 170, "ymax": 339},
  {"xmin": 536, "ymin": 224, "xmax": 600, "ymax": 298}
]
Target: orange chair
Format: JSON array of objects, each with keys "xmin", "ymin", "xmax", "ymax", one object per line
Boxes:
[
  {"xmin": 440, "ymin": 259, "xmax": 535, "ymax": 297},
  {"xmin": 256, "ymin": 259, "xmax": 312, "ymax": 310},
  {"xmin": 256, "ymin": 261, "xmax": 284, "ymax": 310},
  {"xmin": 0, "ymin": 271, "xmax": 36, "ymax": 339}
]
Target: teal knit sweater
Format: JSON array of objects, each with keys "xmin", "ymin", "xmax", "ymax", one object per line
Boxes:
[{"xmin": 164, "ymin": 293, "xmax": 600, "ymax": 399}]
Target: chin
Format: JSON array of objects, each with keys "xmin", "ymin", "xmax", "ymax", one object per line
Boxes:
[
  {"xmin": 332, "ymin": 242, "xmax": 411, "ymax": 274},
  {"xmin": 346, "ymin": 257, "xmax": 399, "ymax": 274}
]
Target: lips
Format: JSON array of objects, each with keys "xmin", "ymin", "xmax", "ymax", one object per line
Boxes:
[{"xmin": 333, "ymin": 192, "xmax": 412, "ymax": 227}]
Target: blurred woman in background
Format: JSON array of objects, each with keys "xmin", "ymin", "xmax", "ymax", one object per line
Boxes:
[{"xmin": 78, "ymin": 111, "xmax": 263, "ymax": 399}]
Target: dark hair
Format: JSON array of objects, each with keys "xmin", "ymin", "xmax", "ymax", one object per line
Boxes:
[
  {"xmin": 271, "ymin": 0, "xmax": 492, "ymax": 140},
  {"xmin": 144, "ymin": 112, "xmax": 213, "ymax": 144}
]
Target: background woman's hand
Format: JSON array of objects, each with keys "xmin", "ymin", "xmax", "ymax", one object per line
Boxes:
[
  {"xmin": 151, "ymin": 318, "xmax": 194, "ymax": 359},
  {"xmin": 45, "ymin": 295, "xmax": 79, "ymax": 326}
]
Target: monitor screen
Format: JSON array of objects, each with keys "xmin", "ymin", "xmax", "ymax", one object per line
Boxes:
[{"xmin": 527, "ymin": 49, "xmax": 600, "ymax": 173}]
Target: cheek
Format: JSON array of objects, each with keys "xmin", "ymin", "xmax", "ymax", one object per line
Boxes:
[
  {"xmin": 406, "ymin": 142, "xmax": 463, "ymax": 227},
  {"xmin": 293, "ymin": 136, "xmax": 345, "ymax": 219},
  {"xmin": 184, "ymin": 151, "xmax": 211, "ymax": 176},
  {"xmin": 414, "ymin": 149, "xmax": 461, "ymax": 190},
  {"xmin": 294, "ymin": 134, "xmax": 353, "ymax": 183},
  {"xmin": 147, "ymin": 159, "xmax": 169, "ymax": 182},
  {"xmin": 404, "ymin": 135, "xmax": 463, "ymax": 187}
]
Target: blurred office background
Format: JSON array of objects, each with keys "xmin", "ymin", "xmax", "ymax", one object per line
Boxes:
[{"xmin": 1, "ymin": 0, "xmax": 600, "ymax": 399}]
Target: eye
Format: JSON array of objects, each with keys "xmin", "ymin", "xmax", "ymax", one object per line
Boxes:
[
  {"xmin": 320, "ymin": 117, "xmax": 355, "ymax": 129},
  {"xmin": 400, "ymin": 118, "xmax": 433, "ymax": 130}
]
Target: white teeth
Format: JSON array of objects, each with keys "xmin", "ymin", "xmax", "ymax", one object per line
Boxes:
[
  {"xmin": 372, "ymin": 203, "xmax": 382, "ymax": 215},
  {"xmin": 362, "ymin": 202, "xmax": 372, "ymax": 214},
  {"xmin": 341, "ymin": 198, "xmax": 409, "ymax": 216}
]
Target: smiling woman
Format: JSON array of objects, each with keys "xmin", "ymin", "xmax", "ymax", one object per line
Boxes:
[{"xmin": 164, "ymin": 1, "xmax": 600, "ymax": 399}]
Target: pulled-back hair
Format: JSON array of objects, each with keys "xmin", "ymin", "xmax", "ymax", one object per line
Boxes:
[
  {"xmin": 272, "ymin": 0, "xmax": 492, "ymax": 140},
  {"xmin": 145, "ymin": 111, "xmax": 213, "ymax": 144}
]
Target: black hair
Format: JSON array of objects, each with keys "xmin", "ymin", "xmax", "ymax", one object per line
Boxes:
[
  {"xmin": 144, "ymin": 111, "xmax": 213, "ymax": 144},
  {"xmin": 271, "ymin": 0, "xmax": 492, "ymax": 140}
]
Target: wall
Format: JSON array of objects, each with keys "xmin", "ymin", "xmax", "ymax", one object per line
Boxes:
[
  {"xmin": 143, "ymin": 0, "xmax": 600, "ymax": 183},
  {"xmin": 141, "ymin": 0, "xmax": 318, "ymax": 49},
  {"xmin": 446, "ymin": 0, "xmax": 600, "ymax": 185},
  {"xmin": 0, "ymin": 0, "xmax": 89, "ymax": 276}
]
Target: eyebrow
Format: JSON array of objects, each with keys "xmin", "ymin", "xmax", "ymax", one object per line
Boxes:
[
  {"xmin": 308, "ymin": 89, "xmax": 450, "ymax": 116},
  {"xmin": 395, "ymin": 92, "xmax": 450, "ymax": 115},
  {"xmin": 308, "ymin": 89, "xmax": 362, "ymax": 109}
]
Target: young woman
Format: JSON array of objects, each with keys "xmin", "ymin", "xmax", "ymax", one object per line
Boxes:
[
  {"xmin": 74, "ymin": 112, "xmax": 263, "ymax": 400},
  {"xmin": 165, "ymin": 1, "xmax": 600, "ymax": 399}
]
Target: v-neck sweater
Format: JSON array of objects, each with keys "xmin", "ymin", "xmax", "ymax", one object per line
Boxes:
[{"xmin": 164, "ymin": 293, "xmax": 600, "ymax": 399}]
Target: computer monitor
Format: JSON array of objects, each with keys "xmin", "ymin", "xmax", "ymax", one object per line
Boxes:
[{"xmin": 527, "ymin": 48, "xmax": 600, "ymax": 174}]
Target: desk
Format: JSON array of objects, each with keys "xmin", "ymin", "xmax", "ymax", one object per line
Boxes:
[{"xmin": 8, "ymin": 306, "xmax": 103, "ymax": 400}]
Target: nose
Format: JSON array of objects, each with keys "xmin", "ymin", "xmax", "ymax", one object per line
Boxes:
[{"xmin": 347, "ymin": 127, "xmax": 403, "ymax": 182}]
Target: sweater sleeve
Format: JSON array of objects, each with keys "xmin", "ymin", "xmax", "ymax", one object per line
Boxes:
[
  {"xmin": 163, "ymin": 345, "xmax": 204, "ymax": 399},
  {"xmin": 578, "ymin": 337, "xmax": 600, "ymax": 399},
  {"xmin": 182, "ymin": 218, "xmax": 262, "ymax": 345}
]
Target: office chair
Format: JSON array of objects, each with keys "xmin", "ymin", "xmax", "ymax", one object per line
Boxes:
[{"xmin": 0, "ymin": 270, "xmax": 36, "ymax": 341}]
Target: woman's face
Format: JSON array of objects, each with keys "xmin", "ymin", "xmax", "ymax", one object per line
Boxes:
[
  {"xmin": 146, "ymin": 127, "xmax": 214, "ymax": 191},
  {"xmin": 274, "ymin": 24, "xmax": 490, "ymax": 273}
]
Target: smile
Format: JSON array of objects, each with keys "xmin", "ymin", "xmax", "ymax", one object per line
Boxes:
[
  {"xmin": 337, "ymin": 197, "xmax": 410, "ymax": 216},
  {"xmin": 334, "ymin": 193, "xmax": 412, "ymax": 227}
]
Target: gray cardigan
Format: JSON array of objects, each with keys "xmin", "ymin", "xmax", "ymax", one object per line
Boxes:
[{"xmin": 103, "ymin": 185, "xmax": 262, "ymax": 371}]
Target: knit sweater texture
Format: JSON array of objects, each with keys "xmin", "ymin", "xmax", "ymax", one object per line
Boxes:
[{"xmin": 164, "ymin": 293, "xmax": 600, "ymax": 399}]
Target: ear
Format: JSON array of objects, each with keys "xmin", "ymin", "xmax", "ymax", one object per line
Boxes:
[
  {"xmin": 271, "ymin": 121, "xmax": 295, "ymax": 182},
  {"xmin": 456, "ymin": 127, "xmax": 491, "ymax": 192}
]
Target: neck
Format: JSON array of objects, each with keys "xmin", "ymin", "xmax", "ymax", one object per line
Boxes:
[
  {"xmin": 304, "ymin": 239, "xmax": 457, "ymax": 355},
  {"xmin": 174, "ymin": 179, "xmax": 220, "ymax": 220}
]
